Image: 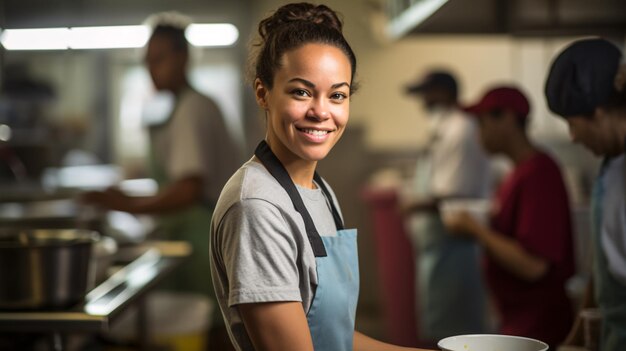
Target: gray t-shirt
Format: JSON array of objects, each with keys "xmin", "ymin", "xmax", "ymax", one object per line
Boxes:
[
  {"xmin": 210, "ymin": 158, "xmax": 342, "ymax": 350},
  {"xmin": 149, "ymin": 88, "xmax": 242, "ymax": 205}
]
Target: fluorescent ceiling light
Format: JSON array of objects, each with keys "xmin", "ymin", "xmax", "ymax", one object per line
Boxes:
[
  {"xmin": 1, "ymin": 28, "xmax": 70, "ymax": 50},
  {"xmin": 69, "ymin": 25, "xmax": 150, "ymax": 49},
  {"xmin": 0, "ymin": 23, "xmax": 238, "ymax": 50},
  {"xmin": 185, "ymin": 23, "xmax": 239, "ymax": 47}
]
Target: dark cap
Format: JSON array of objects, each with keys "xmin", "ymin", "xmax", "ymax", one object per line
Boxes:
[
  {"xmin": 464, "ymin": 86, "xmax": 530, "ymax": 119},
  {"xmin": 405, "ymin": 70, "xmax": 458, "ymax": 96},
  {"xmin": 545, "ymin": 38, "xmax": 622, "ymax": 118}
]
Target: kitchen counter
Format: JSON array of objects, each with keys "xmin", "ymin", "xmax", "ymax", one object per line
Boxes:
[{"xmin": 0, "ymin": 240, "xmax": 190, "ymax": 349}]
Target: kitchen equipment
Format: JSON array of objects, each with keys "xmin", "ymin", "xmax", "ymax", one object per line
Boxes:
[
  {"xmin": 438, "ymin": 334, "xmax": 548, "ymax": 351},
  {"xmin": 0, "ymin": 243, "xmax": 190, "ymax": 351},
  {"xmin": 0, "ymin": 229, "xmax": 98, "ymax": 310},
  {"xmin": 0, "ymin": 199, "xmax": 103, "ymax": 230},
  {"xmin": 92, "ymin": 234, "xmax": 117, "ymax": 284}
]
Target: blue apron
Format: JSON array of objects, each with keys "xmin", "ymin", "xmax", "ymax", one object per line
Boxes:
[
  {"xmin": 591, "ymin": 156, "xmax": 626, "ymax": 351},
  {"xmin": 409, "ymin": 151, "xmax": 486, "ymax": 339},
  {"xmin": 255, "ymin": 141, "xmax": 360, "ymax": 351}
]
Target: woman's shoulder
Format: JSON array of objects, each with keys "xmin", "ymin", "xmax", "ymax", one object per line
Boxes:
[{"xmin": 213, "ymin": 158, "xmax": 293, "ymax": 219}]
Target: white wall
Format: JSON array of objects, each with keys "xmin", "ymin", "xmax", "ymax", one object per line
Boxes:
[{"xmin": 352, "ymin": 35, "xmax": 589, "ymax": 150}]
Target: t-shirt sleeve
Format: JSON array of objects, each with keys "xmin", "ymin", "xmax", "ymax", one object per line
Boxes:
[
  {"xmin": 216, "ymin": 199, "xmax": 302, "ymax": 307},
  {"xmin": 167, "ymin": 99, "xmax": 207, "ymax": 181},
  {"xmin": 515, "ymin": 166, "xmax": 571, "ymax": 265}
]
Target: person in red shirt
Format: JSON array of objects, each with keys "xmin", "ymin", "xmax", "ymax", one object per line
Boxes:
[{"xmin": 444, "ymin": 86, "xmax": 575, "ymax": 348}]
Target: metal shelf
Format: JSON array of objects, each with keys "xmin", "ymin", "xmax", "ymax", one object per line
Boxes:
[{"xmin": 0, "ymin": 242, "xmax": 189, "ymax": 335}]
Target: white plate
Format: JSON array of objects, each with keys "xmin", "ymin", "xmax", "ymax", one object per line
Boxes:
[{"xmin": 438, "ymin": 334, "xmax": 549, "ymax": 351}]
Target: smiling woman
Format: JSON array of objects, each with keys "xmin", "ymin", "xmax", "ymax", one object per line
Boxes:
[
  {"xmin": 208, "ymin": 2, "xmax": 431, "ymax": 351},
  {"xmin": 256, "ymin": 43, "xmax": 352, "ymax": 176}
]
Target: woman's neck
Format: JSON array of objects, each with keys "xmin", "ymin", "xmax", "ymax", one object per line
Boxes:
[
  {"xmin": 265, "ymin": 138, "xmax": 317, "ymax": 189},
  {"xmin": 283, "ymin": 159, "xmax": 317, "ymax": 189}
]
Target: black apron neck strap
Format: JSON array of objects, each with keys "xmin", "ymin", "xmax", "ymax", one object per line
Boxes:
[
  {"xmin": 254, "ymin": 140, "xmax": 327, "ymax": 257},
  {"xmin": 313, "ymin": 172, "xmax": 344, "ymax": 230}
]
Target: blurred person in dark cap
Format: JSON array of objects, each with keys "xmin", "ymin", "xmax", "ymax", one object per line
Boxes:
[
  {"xmin": 444, "ymin": 86, "xmax": 575, "ymax": 348},
  {"xmin": 545, "ymin": 38, "xmax": 626, "ymax": 351},
  {"xmin": 403, "ymin": 69, "xmax": 491, "ymax": 341}
]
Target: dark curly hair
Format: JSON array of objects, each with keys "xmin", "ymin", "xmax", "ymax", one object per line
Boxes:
[
  {"xmin": 251, "ymin": 2, "xmax": 358, "ymax": 94},
  {"xmin": 150, "ymin": 24, "xmax": 188, "ymax": 53}
]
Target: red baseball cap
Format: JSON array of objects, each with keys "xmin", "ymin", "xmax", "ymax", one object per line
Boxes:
[{"xmin": 464, "ymin": 86, "xmax": 531, "ymax": 119}]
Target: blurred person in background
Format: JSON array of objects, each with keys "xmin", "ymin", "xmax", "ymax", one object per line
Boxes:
[
  {"xmin": 445, "ymin": 86, "xmax": 575, "ymax": 348},
  {"xmin": 545, "ymin": 38, "xmax": 626, "ymax": 351},
  {"xmin": 82, "ymin": 13, "xmax": 241, "ymax": 349},
  {"xmin": 403, "ymin": 70, "xmax": 491, "ymax": 342}
]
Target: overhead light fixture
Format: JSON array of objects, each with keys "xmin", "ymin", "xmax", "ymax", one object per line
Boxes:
[
  {"xmin": 0, "ymin": 23, "xmax": 238, "ymax": 51},
  {"xmin": 185, "ymin": 23, "xmax": 239, "ymax": 47},
  {"xmin": 69, "ymin": 25, "xmax": 150, "ymax": 49},
  {"xmin": 1, "ymin": 28, "xmax": 70, "ymax": 50}
]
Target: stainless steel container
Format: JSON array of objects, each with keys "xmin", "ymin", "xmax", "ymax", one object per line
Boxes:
[{"xmin": 0, "ymin": 229, "xmax": 98, "ymax": 310}]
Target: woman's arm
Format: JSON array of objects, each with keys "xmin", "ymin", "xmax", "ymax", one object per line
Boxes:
[
  {"xmin": 354, "ymin": 331, "xmax": 433, "ymax": 351},
  {"xmin": 239, "ymin": 303, "xmax": 435, "ymax": 351},
  {"xmin": 239, "ymin": 301, "xmax": 314, "ymax": 351}
]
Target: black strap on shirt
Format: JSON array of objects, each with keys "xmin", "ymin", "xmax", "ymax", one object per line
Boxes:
[
  {"xmin": 254, "ymin": 140, "xmax": 345, "ymax": 257},
  {"xmin": 313, "ymin": 172, "xmax": 344, "ymax": 231}
]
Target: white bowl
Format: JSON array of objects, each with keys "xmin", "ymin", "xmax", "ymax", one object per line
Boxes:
[
  {"xmin": 440, "ymin": 198, "xmax": 491, "ymax": 226},
  {"xmin": 438, "ymin": 334, "xmax": 549, "ymax": 351}
]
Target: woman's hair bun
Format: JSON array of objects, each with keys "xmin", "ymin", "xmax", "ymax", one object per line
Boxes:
[
  {"xmin": 251, "ymin": 2, "xmax": 357, "ymax": 93},
  {"xmin": 258, "ymin": 2, "xmax": 343, "ymax": 40}
]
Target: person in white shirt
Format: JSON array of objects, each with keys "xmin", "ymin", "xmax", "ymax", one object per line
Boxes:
[{"xmin": 403, "ymin": 70, "xmax": 491, "ymax": 342}]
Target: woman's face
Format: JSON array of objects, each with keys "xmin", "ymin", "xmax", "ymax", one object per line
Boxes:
[{"xmin": 256, "ymin": 43, "xmax": 352, "ymax": 165}]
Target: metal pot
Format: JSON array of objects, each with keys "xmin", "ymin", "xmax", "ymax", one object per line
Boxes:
[{"xmin": 0, "ymin": 229, "xmax": 98, "ymax": 310}]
